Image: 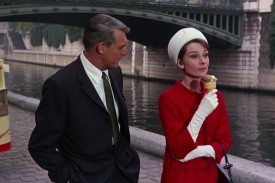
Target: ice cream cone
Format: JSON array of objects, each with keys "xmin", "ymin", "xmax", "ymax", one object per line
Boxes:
[
  {"xmin": 202, "ymin": 75, "xmax": 217, "ymax": 92},
  {"xmin": 204, "ymin": 82, "xmax": 216, "ymax": 92}
]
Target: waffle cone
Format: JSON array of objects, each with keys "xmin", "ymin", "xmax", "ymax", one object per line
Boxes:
[{"xmin": 204, "ymin": 81, "xmax": 216, "ymax": 92}]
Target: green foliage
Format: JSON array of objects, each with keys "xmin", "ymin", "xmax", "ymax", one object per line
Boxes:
[
  {"xmin": 44, "ymin": 24, "xmax": 66, "ymax": 48},
  {"xmin": 15, "ymin": 22, "xmax": 34, "ymax": 37},
  {"xmin": 9, "ymin": 22, "xmax": 83, "ymax": 49},
  {"xmin": 30, "ymin": 24, "xmax": 44, "ymax": 47},
  {"xmin": 67, "ymin": 26, "xmax": 83, "ymax": 43},
  {"xmin": 269, "ymin": 2, "xmax": 275, "ymax": 68}
]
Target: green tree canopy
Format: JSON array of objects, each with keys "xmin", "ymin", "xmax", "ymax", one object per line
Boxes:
[
  {"xmin": 44, "ymin": 24, "xmax": 66, "ymax": 48},
  {"xmin": 67, "ymin": 26, "xmax": 83, "ymax": 43},
  {"xmin": 15, "ymin": 22, "xmax": 34, "ymax": 37},
  {"xmin": 9, "ymin": 22, "xmax": 83, "ymax": 48},
  {"xmin": 30, "ymin": 24, "xmax": 44, "ymax": 47}
]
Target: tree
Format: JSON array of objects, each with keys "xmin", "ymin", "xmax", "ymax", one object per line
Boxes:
[
  {"xmin": 30, "ymin": 23, "xmax": 44, "ymax": 47},
  {"xmin": 67, "ymin": 26, "xmax": 83, "ymax": 43},
  {"xmin": 9, "ymin": 22, "xmax": 83, "ymax": 48},
  {"xmin": 44, "ymin": 24, "xmax": 66, "ymax": 48},
  {"xmin": 15, "ymin": 22, "xmax": 33, "ymax": 38}
]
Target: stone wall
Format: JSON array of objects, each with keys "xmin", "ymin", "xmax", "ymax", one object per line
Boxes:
[
  {"xmin": 257, "ymin": 12, "xmax": 275, "ymax": 91},
  {"xmin": 120, "ymin": 42, "xmax": 147, "ymax": 77},
  {"xmin": 207, "ymin": 12, "xmax": 261, "ymax": 89},
  {"xmin": 5, "ymin": 50, "xmax": 78, "ymax": 67}
]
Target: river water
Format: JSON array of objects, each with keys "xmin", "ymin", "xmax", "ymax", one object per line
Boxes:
[{"xmin": 4, "ymin": 60, "xmax": 275, "ymax": 168}]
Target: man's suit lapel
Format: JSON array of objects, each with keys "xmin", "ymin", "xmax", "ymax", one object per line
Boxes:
[
  {"xmin": 75, "ymin": 58, "xmax": 126, "ymax": 120},
  {"xmin": 75, "ymin": 59, "xmax": 107, "ymax": 112}
]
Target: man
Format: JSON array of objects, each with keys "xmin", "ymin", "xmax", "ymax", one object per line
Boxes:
[{"xmin": 28, "ymin": 14, "xmax": 140, "ymax": 183}]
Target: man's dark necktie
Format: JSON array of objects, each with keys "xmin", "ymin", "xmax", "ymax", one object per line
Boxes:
[{"xmin": 102, "ymin": 72, "xmax": 120, "ymax": 147}]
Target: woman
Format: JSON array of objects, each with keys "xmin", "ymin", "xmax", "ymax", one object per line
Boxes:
[{"xmin": 158, "ymin": 27, "xmax": 232, "ymax": 183}]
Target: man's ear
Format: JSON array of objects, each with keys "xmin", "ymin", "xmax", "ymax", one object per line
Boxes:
[
  {"xmin": 96, "ymin": 42, "xmax": 105, "ymax": 54},
  {"xmin": 176, "ymin": 59, "xmax": 184, "ymax": 70}
]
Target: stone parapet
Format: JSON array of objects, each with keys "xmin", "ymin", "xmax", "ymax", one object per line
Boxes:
[{"xmin": 4, "ymin": 50, "xmax": 78, "ymax": 67}]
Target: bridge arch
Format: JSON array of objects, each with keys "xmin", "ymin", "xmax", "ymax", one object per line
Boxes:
[{"xmin": 0, "ymin": 1, "xmax": 243, "ymax": 48}]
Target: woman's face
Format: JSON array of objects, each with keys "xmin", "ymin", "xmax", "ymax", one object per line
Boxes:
[{"xmin": 178, "ymin": 42, "xmax": 209, "ymax": 78}]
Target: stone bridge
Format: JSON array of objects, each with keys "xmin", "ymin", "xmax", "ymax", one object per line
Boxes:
[{"xmin": 0, "ymin": 0, "xmax": 243, "ymax": 48}]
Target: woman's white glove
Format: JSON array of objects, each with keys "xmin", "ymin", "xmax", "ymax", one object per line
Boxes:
[
  {"xmin": 176, "ymin": 145, "xmax": 215, "ymax": 162},
  {"xmin": 187, "ymin": 89, "xmax": 218, "ymax": 142}
]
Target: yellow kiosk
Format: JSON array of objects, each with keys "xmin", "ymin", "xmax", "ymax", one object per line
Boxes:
[{"xmin": 0, "ymin": 58, "xmax": 11, "ymax": 152}]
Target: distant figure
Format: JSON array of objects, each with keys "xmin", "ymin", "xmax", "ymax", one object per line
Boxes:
[
  {"xmin": 28, "ymin": 14, "xmax": 140, "ymax": 183},
  {"xmin": 158, "ymin": 27, "xmax": 232, "ymax": 183}
]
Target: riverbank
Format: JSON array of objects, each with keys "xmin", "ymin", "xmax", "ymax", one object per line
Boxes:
[{"xmin": 7, "ymin": 91, "xmax": 275, "ymax": 183}]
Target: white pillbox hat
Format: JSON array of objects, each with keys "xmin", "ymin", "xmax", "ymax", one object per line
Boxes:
[{"xmin": 167, "ymin": 27, "xmax": 208, "ymax": 65}]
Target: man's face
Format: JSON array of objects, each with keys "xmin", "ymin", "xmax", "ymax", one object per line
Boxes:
[{"xmin": 102, "ymin": 29, "xmax": 128, "ymax": 69}]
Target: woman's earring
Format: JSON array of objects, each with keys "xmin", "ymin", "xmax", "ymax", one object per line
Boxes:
[
  {"xmin": 177, "ymin": 65, "xmax": 184, "ymax": 70},
  {"xmin": 176, "ymin": 60, "xmax": 184, "ymax": 70}
]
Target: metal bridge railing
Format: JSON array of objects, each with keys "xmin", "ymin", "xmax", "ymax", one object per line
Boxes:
[{"xmin": 0, "ymin": 0, "xmax": 243, "ymax": 10}]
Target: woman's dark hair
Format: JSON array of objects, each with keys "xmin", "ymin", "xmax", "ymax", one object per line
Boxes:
[{"xmin": 178, "ymin": 39, "xmax": 209, "ymax": 62}]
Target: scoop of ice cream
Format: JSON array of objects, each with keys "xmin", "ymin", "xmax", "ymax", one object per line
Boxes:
[{"xmin": 202, "ymin": 75, "xmax": 217, "ymax": 92}]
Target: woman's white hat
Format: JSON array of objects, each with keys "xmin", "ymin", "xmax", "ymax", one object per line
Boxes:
[{"xmin": 167, "ymin": 27, "xmax": 208, "ymax": 65}]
